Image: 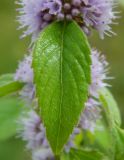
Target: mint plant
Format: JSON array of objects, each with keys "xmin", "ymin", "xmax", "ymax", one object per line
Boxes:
[{"xmin": 0, "ymin": 0, "xmax": 124, "ymax": 160}]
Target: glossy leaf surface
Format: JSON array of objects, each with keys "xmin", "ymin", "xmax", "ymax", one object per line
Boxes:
[{"xmin": 33, "ymin": 21, "xmax": 91, "ymax": 154}]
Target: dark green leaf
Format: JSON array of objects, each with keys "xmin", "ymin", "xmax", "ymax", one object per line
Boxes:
[
  {"xmin": 33, "ymin": 21, "xmax": 91, "ymax": 154},
  {"xmin": 0, "ymin": 74, "xmax": 24, "ymax": 97},
  {"xmin": 0, "ymin": 97, "xmax": 23, "ymax": 140}
]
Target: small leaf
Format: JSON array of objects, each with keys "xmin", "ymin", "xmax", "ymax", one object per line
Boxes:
[
  {"xmin": 33, "ymin": 21, "xmax": 91, "ymax": 154},
  {"xmin": 0, "ymin": 74, "xmax": 24, "ymax": 97},
  {"xmin": 0, "ymin": 97, "xmax": 24, "ymax": 140},
  {"xmin": 69, "ymin": 149, "xmax": 108, "ymax": 160},
  {"xmin": 99, "ymin": 88, "xmax": 121, "ymax": 127}
]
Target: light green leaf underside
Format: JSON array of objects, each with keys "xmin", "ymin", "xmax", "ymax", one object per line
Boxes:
[
  {"xmin": 33, "ymin": 21, "xmax": 91, "ymax": 154},
  {"xmin": 0, "ymin": 74, "xmax": 24, "ymax": 97}
]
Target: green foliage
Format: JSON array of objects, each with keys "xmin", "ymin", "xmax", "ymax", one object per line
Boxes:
[
  {"xmin": 0, "ymin": 97, "xmax": 23, "ymax": 141},
  {"xmin": 99, "ymin": 88, "xmax": 124, "ymax": 160},
  {"xmin": 114, "ymin": 126, "xmax": 124, "ymax": 160},
  {"xmin": 61, "ymin": 149, "xmax": 107, "ymax": 160},
  {"xmin": 0, "ymin": 74, "xmax": 24, "ymax": 97},
  {"xmin": 99, "ymin": 88, "xmax": 121, "ymax": 127},
  {"xmin": 33, "ymin": 21, "xmax": 91, "ymax": 154},
  {"xmin": 0, "ymin": 137, "xmax": 29, "ymax": 160},
  {"xmin": 94, "ymin": 121, "xmax": 112, "ymax": 155}
]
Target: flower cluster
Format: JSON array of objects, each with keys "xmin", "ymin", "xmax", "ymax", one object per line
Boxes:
[
  {"xmin": 15, "ymin": 49, "xmax": 109, "ymax": 160},
  {"xmin": 79, "ymin": 49, "xmax": 109, "ymax": 132},
  {"xmin": 89, "ymin": 49, "xmax": 109, "ymax": 98},
  {"xmin": 17, "ymin": 0, "xmax": 117, "ymax": 41},
  {"xmin": 18, "ymin": 110, "xmax": 54, "ymax": 160},
  {"xmin": 15, "ymin": 54, "xmax": 35, "ymax": 101}
]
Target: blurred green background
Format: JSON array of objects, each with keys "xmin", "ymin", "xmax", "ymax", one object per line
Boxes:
[{"xmin": 0, "ymin": 0, "xmax": 124, "ymax": 160}]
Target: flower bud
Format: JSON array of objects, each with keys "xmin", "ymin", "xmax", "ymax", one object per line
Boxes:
[
  {"xmin": 57, "ymin": 13, "xmax": 65, "ymax": 20},
  {"xmin": 72, "ymin": 0, "xmax": 81, "ymax": 7},
  {"xmin": 64, "ymin": 3, "xmax": 71, "ymax": 10},
  {"xmin": 43, "ymin": 13, "xmax": 52, "ymax": 21},
  {"xmin": 72, "ymin": 8, "xmax": 80, "ymax": 16},
  {"xmin": 66, "ymin": 14, "xmax": 72, "ymax": 20}
]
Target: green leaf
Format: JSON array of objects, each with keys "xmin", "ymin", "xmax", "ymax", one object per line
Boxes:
[
  {"xmin": 0, "ymin": 74, "xmax": 24, "ymax": 97},
  {"xmin": 94, "ymin": 120, "xmax": 113, "ymax": 155},
  {"xmin": 33, "ymin": 21, "xmax": 91, "ymax": 154},
  {"xmin": 99, "ymin": 88, "xmax": 121, "ymax": 127},
  {"xmin": 69, "ymin": 149, "xmax": 108, "ymax": 160},
  {"xmin": 0, "ymin": 97, "xmax": 23, "ymax": 140},
  {"xmin": 114, "ymin": 126, "xmax": 124, "ymax": 160},
  {"xmin": 99, "ymin": 88, "xmax": 124, "ymax": 159}
]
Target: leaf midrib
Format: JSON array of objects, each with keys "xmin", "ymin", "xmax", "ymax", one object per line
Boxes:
[{"xmin": 55, "ymin": 22, "xmax": 66, "ymax": 153}]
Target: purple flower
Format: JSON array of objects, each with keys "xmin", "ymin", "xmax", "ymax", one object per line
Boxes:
[
  {"xmin": 32, "ymin": 148, "xmax": 54, "ymax": 160},
  {"xmin": 18, "ymin": 110, "xmax": 54, "ymax": 160},
  {"xmin": 14, "ymin": 54, "xmax": 35, "ymax": 101},
  {"xmin": 80, "ymin": 98, "xmax": 101, "ymax": 132},
  {"xmin": 16, "ymin": 0, "xmax": 62, "ymax": 42},
  {"xmin": 81, "ymin": 0, "xmax": 117, "ymax": 38},
  {"xmin": 89, "ymin": 49, "xmax": 109, "ymax": 98},
  {"xmin": 15, "ymin": 54, "xmax": 33, "ymax": 83},
  {"xmin": 42, "ymin": 0, "xmax": 62, "ymax": 15},
  {"xmin": 79, "ymin": 49, "xmax": 109, "ymax": 132},
  {"xmin": 17, "ymin": 0, "xmax": 117, "ymax": 41}
]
